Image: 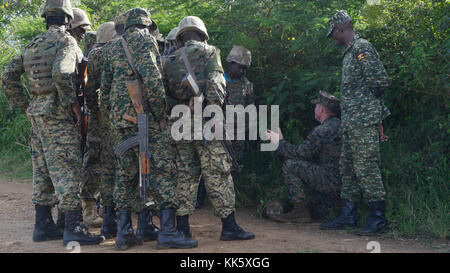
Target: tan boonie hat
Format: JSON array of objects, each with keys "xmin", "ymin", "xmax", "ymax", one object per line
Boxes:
[
  {"xmin": 70, "ymin": 8, "xmax": 91, "ymax": 30},
  {"xmin": 166, "ymin": 27, "xmax": 179, "ymax": 41},
  {"xmin": 326, "ymin": 10, "xmax": 351, "ymax": 37},
  {"xmin": 311, "ymin": 91, "xmax": 340, "ymax": 113},
  {"xmin": 226, "ymin": 45, "xmax": 252, "ymax": 67}
]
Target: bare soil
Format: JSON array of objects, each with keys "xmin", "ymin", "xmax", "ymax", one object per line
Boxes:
[{"xmin": 0, "ymin": 178, "xmax": 447, "ymax": 253}]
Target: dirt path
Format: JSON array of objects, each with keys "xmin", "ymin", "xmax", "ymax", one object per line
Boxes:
[{"xmin": 0, "ymin": 179, "xmax": 447, "ymax": 253}]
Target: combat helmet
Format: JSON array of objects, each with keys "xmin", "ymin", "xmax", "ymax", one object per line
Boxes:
[
  {"xmin": 176, "ymin": 16, "xmax": 209, "ymax": 42},
  {"xmin": 41, "ymin": 0, "xmax": 74, "ymax": 19},
  {"xmin": 166, "ymin": 27, "xmax": 179, "ymax": 42},
  {"xmin": 226, "ymin": 45, "xmax": 252, "ymax": 67},
  {"xmin": 69, "ymin": 8, "xmax": 92, "ymax": 30},
  {"xmin": 96, "ymin": 22, "xmax": 116, "ymax": 44},
  {"xmin": 125, "ymin": 8, "xmax": 152, "ymax": 30}
]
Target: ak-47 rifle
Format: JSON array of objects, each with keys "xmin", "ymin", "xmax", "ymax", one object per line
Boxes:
[
  {"xmin": 114, "ymin": 80, "xmax": 151, "ymax": 206},
  {"xmin": 76, "ymin": 56, "xmax": 89, "ymax": 156},
  {"xmin": 180, "ymin": 48, "xmax": 242, "ymax": 173}
]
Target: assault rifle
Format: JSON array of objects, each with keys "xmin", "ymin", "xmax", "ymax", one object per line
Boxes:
[
  {"xmin": 76, "ymin": 56, "xmax": 89, "ymax": 156},
  {"xmin": 114, "ymin": 80, "xmax": 151, "ymax": 206}
]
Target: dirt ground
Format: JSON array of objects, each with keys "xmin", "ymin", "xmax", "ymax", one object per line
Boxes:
[{"xmin": 0, "ymin": 178, "xmax": 447, "ymax": 253}]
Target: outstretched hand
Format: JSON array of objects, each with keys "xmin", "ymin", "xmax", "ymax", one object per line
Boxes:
[{"xmin": 265, "ymin": 128, "xmax": 284, "ymax": 145}]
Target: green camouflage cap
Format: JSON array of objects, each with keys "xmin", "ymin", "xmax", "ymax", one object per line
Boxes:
[
  {"xmin": 326, "ymin": 10, "xmax": 352, "ymax": 37},
  {"xmin": 125, "ymin": 8, "xmax": 152, "ymax": 29},
  {"xmin": 226, "ymin": 45, "xmax": 252, "ymax": 67},
  {"xmin": 311, "ymin": 91, "xmax": 340, "ymax": 113},
  {"xmin": 85, "ymin": 31, "xmax": 97, "ymax": 45}
]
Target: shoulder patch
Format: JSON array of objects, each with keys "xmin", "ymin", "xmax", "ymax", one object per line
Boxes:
[{"xmin": 358, "ymin": 53, "xmax": 365, "ymax": 61}]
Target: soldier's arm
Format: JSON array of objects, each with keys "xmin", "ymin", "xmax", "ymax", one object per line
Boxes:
[
  {"xmin": 133, "ymin": 36, "xmax": 167, "ymax": 122},
  {"xmin": 277, "ymin": 128, "xmax": 321, "ymax": 161},
  {"xmin": 357, "ymin": 42, "xmax": 390, "ymax": 95},
  {"xmin": 205, "ymin": 47, "xmax": 226, "ymax": 106},
  {"xmin": 52, "ymin": 36, "xmax": 80, "ymax": 108},
  {"xmin": 1, "ymin": 54, "xmax": 28, "ymax": 110}
]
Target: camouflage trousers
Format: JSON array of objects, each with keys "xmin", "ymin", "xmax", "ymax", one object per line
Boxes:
[
  {"xmin": 111, "ymin": 123, "xmax": 178, "ymax": 213},
  {"xmin": 30, "ymin": 116, "xmax": 82, "ymax": 212},
  {"xmin": 282, "ymin": 159, "xmax": 341, "ymax": 219},
  {"xmin": 98, "ymin": 126, "xmax": 116, "ymax": 208},
  {"xmin": 340, "ymin": 125, "xmax": 386, "ymax": 203},
  {"xmin": 79, "ymin": 111, "xmax": 102, "ymax": 202},
  {"xmin": 175, "ymin": 140, "xmax": 235, "ymax": 218}
]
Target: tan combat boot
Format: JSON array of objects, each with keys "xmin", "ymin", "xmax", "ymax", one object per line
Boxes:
[
  {"xmin": 82, "ymin": 200, "xmax": 103, "ymax": 228},
  {"xmin": 279, "ymin": 202, "xmax": 312, "ymax": 223}
]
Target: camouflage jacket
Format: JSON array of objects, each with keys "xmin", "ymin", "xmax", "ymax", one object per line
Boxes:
[
  {"xmin": 277, "ymin": 117, "xmax": 342, "ymax": 169},
  {"xmin": 2, "ymin": 25, "xmax": 82, "ymax": 120},
  {"xmin": 101, "ymin": 26, "xmax": 167, "ymax": 129},
  {"xmin": 86, "ymin": 46, "xmax": 104, "ymax": 114},
  {"xmin": 224, "ymin": 74, "xmax": 254, "ymax": 106},
  {"xmin": 340, "ymin": 35, "xmax": 391, "ymax": 132},
  {"xmin": 163, "ymin": 40, "xmax": 226, "ymax": 108}
]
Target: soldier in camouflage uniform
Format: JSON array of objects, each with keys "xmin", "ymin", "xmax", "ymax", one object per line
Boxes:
[
  {"xmin": 163, "ymin": 16, "xmax": 254, "ymax": 242},
  {"xmin": 196, "ymin": 45, "xmax": 255, "ymax": 209},
  {"xmin": 1, "ymin": 0, "xmax": 103, "ymax": 246},
  {"xmin": 320, "ymin": 11, "xmax": 390, "ymax": 235},
  {"xmin": 68, "ymin": 8, "xmax": 92, "ymax": 43},
  {"xmin": 265, "ymin": 91, "xmax": 342, "ymax": 223},
  {"xmin": 101, "ymin": 8, "xmax": 197, "ymax": 250},
  {"xmin": 79, "ymin": 21, "xmax": 117, "ymax": 232}
]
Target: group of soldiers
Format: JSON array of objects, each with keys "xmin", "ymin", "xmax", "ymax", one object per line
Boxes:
[
  {"xmin": 1, "ymin": 0, "xmax": 391, "ymax": 251},
  {"xmin": 2, "ymin": 0, "xmax": 255, "ymax": 250}
]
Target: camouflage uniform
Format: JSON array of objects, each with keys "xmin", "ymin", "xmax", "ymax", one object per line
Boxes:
[
  {"xmin": 224, "ymin": 46, "xmax": 254, "ymax": 163},
  {"xmin": 339, "ymin": 30, "xmax": 390, "ymax": 203},
  {"xmin": 164, "ymin": 18, "xmax": 235, "ymax": 218},
  {"xmin": 278, "ymin": 115, "xmax": 342, "ymax": 219},
  {"xmin": 1, "ymin": 25, "xmax": 84, "ymax": 212},
  {"xmin": 101, "ymin": 9, "xmax": 178, "ymax": 213}
]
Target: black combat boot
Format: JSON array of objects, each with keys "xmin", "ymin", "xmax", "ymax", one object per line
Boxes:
[
  {"xmin": 320, "ymin": 199, "xmax": 358, "ymax": 230},
  {"xmin": 33, "ymin": 205, "xmax": 63, "ymax": 242},
  {"xmin": 115, "ymin": 210, "xmax": 143, "ymax": 250},
  {"xmin": 357, "ymin": 201, "xmax": 389, "ymax": 235},
  {"xmin": 100, "ymin": 206, "xmax": 117, "ymax": 239},
  {"xmin": 220, "ymin": 212, "xmax": 255, "ymax": 241},
  {"xmin": 157, "ymin": 208, "xmax": 198, "ymax": 249},
  {"xmin": 176, "ymin": 215, "xmax": 192, "ymax": 238},
  {"xmin": 195, "ymin": 179, "xmax": 206, "ymax": 209},
  {"xmin": 63, "ymin": 210, "xmax": 105, "ymax": 246},
  {"xmin": 136, "ymin": 208, "xmax": 159, "ymax": 242}
]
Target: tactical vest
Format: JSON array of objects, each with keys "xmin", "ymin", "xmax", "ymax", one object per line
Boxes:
[
  {"xmin": 23, "ymin": 34, "xmax": 58, "ymax": 96},
  {"xmin": 164, "ymin": 43, "xmax": 208, "ymax": 106},
  {"xmin": 225, "ymin": 77, "xmax": 252, "ymax": 106}
]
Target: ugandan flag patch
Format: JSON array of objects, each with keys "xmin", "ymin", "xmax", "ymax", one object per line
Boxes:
[{"xmin": 358, "ymin": 53, "xmax": 365, "ymax": 61}]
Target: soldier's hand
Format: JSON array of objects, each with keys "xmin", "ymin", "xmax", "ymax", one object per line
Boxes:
[
  {"xmin": 159, "ymin": 118, "xmax": 167, "ymax": 131},
  {"xmin": 266, "ymin": 129, "xmax": 280, "ymax": 145},
  {"xmin": 72, "ymin": 102, "xmax": 82, "ymax": 128},
  {"xmin": 378, "ymin": 124, "xmax": 389, "ymax": 142}
]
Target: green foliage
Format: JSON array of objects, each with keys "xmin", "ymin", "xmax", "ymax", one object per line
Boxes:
[{"xmin": 0, "ymin": 0, "xmax": 448, "ymax": 239}]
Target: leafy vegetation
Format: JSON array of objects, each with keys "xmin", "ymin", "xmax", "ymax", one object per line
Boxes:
[{"xmin": 0, "ymin": 0, "xmax": 448, "ymax": 239}]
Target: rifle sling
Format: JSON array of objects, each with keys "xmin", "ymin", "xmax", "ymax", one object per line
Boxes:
[{"xmin": 180, "ymin": 46, "xmax": 199, "ymax": 88}]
